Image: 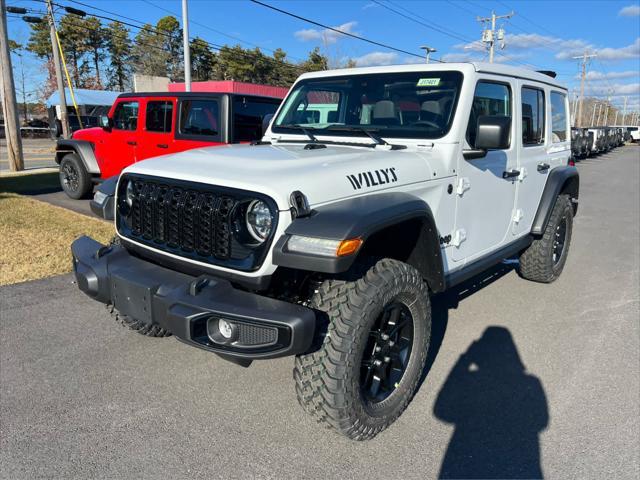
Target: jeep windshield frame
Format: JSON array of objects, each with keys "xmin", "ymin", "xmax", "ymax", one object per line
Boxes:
[{"xmin": 272, "ymin": 70, "xmax": 464, "ymax": 141}]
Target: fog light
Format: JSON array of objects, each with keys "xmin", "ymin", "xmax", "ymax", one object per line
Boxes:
[
  {"xmin": 218, "ymin": 319, "xmax": 234, "ymax": 339},
  {"xmin": 207, "ymin": 317, "xmax": 239, "ymax": 344}
]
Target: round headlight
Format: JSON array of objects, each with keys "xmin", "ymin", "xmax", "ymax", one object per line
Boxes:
[
  {"xmin": 125, "ymin": 180, "xmax": 135, "ymax": 207},
  {"xmin": 246, "ymin": 200, "xmax": 273, "ymax": 242}
]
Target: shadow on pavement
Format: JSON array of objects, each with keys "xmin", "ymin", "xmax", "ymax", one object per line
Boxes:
[{"xmin": 423, "ymin": 262, "xmax": 549, "ymax": 479}]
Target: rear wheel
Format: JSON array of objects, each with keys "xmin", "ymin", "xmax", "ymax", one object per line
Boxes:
[
  {"xmin": 59, "ymin": 153, "xmax": 92, "ymax": 199},
  {"xmin": 294, "ymin": 258, "xmax": 431, "ymax": 440},
  {"xmin": 519, "ymin": 194, "xmax": 573, "ymax": 283}
]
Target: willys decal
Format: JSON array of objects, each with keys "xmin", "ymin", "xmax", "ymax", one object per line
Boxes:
[{"xmin": 346, "ymin": 168, "xmax": 397, "ymax": 190}]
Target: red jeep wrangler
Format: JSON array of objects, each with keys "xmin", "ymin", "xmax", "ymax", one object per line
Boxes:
[{"xmin": 55, "ymin": 90, "xmax": 284, "ymax": 198}]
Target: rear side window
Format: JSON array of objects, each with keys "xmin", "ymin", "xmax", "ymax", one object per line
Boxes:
[
  {"xmin": 467, "ymin": 81, "xmax": 511, "ymax": 148},
  {"xmin": 521, "ymin": 87, "xmax": 545, "ymax": 146},
  {"xmin": 232, "ymin": 96, "xmax": 280, "ymax": 142},
  {"xmin": 146, "ymin": 101, "xmax": 173, "ymax": 133},
  {"xmin": 112, "ymin": 101, "xmax": 139, "ymax": 130},
  {"xmin": 179, "ymin": 99, "xmax": 219, "ymax": 137},
  {"xmin": 550, "ymin": 92, "xmax": 568, "ymax": 142}
]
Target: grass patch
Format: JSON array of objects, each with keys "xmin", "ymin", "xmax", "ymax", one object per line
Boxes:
[
  {"xmin": 0, "ymin": 193, "xmax": 113, "ymax": 286},
  {"xmin": 0, "ymin": 170, "xmax": 61, "ymax": 194}
]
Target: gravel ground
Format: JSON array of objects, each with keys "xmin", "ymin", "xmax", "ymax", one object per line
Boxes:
[{"xmin": 1, "ymin": 146, "xmax": 638, "ymax": 479}]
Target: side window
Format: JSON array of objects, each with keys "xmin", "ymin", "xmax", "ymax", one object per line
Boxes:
[
  {"xmin": 550, "ymin": 92, "xmax": 568, "ymax": 142},
  {"xmin": 112, "ymin": 101, "xmax": 139, "ymax": 130},
  {"xmin": 232, "ymin": 97, "xmax": 279, "ymax": 142},
  {"xmin": 146, "ymin": 101, "xmax": 173, "ymax": 133},
  {"xmin": 467, "ymin": 81, "xmax": 511, "ymax": 147},
  {"xmin": 179, "ymin": 99, "xmax": 219, "ymax": 137},
  {"xmin": 521, "ymin": 87, "xmax": 545, "ymax": 146}
]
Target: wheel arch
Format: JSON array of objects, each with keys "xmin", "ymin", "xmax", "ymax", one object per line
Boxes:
[
  {"xmin": 272, "ymin": 192, "xmax": 446, "ymax": 293},
  {"xmin": 531, "ymin": 166, "xmax": 579, "ymax": 236},
  {"xmin": 56, "ymin": 139, "xmax": 100, "ymax": 175}
]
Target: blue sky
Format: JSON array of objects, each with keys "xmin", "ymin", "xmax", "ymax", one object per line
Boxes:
[{"xmin": 6, "ymin": 0, "xmax": 640, "ymax": 110}]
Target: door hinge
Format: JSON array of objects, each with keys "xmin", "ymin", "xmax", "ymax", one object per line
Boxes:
[
  {"xmin": 451, "ymin": 228, "xmax": 467, "ymax": 247},
  {"xmin": 456, "ymin": 177, "xmax": 471, "ymax": 196},
  {"xmin": 513, "ymin": 208, "xmax": 524, "ymax": 224},
  {"xmin": 518, "ymin": 167, "xmax": 527, "ymax": 181}
]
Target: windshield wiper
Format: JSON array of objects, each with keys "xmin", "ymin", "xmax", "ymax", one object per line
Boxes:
[
  {"xmin": 276, "ymin": 124, "xmax": 320, "ymax": 143},
  {"xmin": 323, "ymin": 125, "xmax": 406, "ymax": 150}
]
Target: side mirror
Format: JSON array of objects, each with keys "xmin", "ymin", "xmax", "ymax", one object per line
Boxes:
[
  {"xmin": 261, "ymin": 113, "xmax": 275, "ymax": 136},
  {"xmin": 475, "ymin": 115, "xmax": 511, "ymax": 150},
  {"xmin": 99, "ymin": 115, "xmax": 112, "ymax": 129}
]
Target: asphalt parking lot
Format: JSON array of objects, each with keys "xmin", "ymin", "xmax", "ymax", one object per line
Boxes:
[{"xmin": 1, "ymin": 146, "xmax": 638, "ymax": 479}]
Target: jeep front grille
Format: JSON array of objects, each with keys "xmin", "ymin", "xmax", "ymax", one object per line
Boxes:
[{"xmin": 116, "ymin": 174, "xmax": 277, "ymax": 272}]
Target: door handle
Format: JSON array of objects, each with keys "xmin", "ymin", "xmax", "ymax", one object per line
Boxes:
[
  {"xmin": 502, "ymin": 169, "xmax": 520, "ymax": 179},
  {"xmin": 537, "ymin": 163, "xmax": 550, "ymax": 172},
  {"xmin": 157, "ymin": 144, "xmax": 168, "ymax": 148},
  {"xmin": 127, "ymin": 140, "xmax": 137, "ymax": 146}
]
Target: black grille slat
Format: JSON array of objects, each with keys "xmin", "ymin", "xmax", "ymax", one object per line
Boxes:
[{"xmin": 122, "ymin": 178, "xmax": 241, "ymax": 263}]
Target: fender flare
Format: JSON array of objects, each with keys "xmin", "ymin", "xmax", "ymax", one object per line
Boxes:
[
  {"xmin": 531, "ymin": 166, "xmax": 579, "ymax": 236},
  {"xmin": 55, "ymin": 139, "xmax": 100, "ymax": 175},
  {"xmin": 273, "ymin": 192, "xmax": 446, "ymax": 292}
]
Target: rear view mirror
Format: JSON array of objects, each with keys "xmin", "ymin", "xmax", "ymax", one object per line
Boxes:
[
  {"xmin": 261, "ymin": 113, "xmax": 275, "ymax": 136},
  {"xmin": 475, "ymin": 115, "xmax": 511, "ymax": 150},
  {"xmin": 99, "ymin": 115, "xmax": 112, "ymax": 129}
]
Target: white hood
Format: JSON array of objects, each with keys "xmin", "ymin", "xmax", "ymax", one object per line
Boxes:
[{"xmin": 124, "ymin": 143, "xmax": 447, "ymax": 210}]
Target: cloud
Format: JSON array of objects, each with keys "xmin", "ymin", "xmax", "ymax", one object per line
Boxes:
[
  {"xmin": 294, "ymin": 21, "xmax": 358, "ymax": 45},
  {"xmin": 584, "ymin": 82, "xmax": 640, "ymax": 97},
  {"xmin": 619, "ymin": 4, "xmax": 640, "ymax": 16},
  {"xmin": 362, "ymin": 2, "xmax": 377, "ymax": 9},
  {"xmin": 579, "ymin": 70, "xmax": 640, "ymax": 81},
  {"xmin": 352, "ymin": 51, "xmax": 399, "ymax": 66},
  {"xmin": 593, "ymin": 38, "xmax": 640, "ymax": 61}
]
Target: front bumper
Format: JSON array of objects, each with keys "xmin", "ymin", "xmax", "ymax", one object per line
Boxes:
[{"xmin": 71, "ymin": 236, "xmax": 316, "ymax": 361}]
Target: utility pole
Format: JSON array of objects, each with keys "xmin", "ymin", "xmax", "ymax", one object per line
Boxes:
[
  {"xmin": 591, "ymin": 102, "xmax": 597, "ymax": 126},
  {"xmin": 622, "ymin": 96, "xmax": 628, "ymax": 124},
  {"xmin": 572, "ymin": 50, "xmax": 597, "ymax": 128},
  {"xmin": 0, "ymin": 0, "xmax": 24, "ymax": 171},
  {"xmin": 181, "ymin": 0, "xmax": 191, "ymax": 91},
  {"xmin": 596, "ymin": 103, "xmax": 603, "ymax": 126},
  {"xmin": 604, "ymin": 97, "xmax": 610, "ymax": 126},
  {"xmin": 46, "ymin": 0, "xmax": 69, "ymax": 138},
  {"xmin": 477, "ymin": 10, "xmax": 514, "ymax": 63}
]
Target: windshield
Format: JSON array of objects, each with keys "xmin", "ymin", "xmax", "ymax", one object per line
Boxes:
[{"xmin": 273, "ymin": 70, "xmax": 463, "ymax": 140}]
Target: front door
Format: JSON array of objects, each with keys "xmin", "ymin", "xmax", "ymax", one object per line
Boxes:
[
  {"xmin": 98, "ymin": 99, "xmax": 140, "ymax": 178},
  {"xmin": 453, "ymin": 78, "xmax": 518, "ymax": 263}
]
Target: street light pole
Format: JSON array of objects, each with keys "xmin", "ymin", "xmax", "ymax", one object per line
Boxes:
[
  {"xmin": 420, "ymin": 45, "xmax": 437, "ymax": 64},
  {"xmin": 182, "ymin": 0, "xmax": 191, "ymax": 91}
]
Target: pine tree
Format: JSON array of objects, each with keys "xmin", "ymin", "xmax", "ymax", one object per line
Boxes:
[
  {"xmin": 190, "ymin": 37, "xmax": 216, "ymax": 81},
  {"xmin": 26, "ymin": 20, "xmax": 52, "ymax": 60},
  {"xmin": 59, "ymin": 14, "xmax": 89, "ymax": 88},
  {"xmin": 83, "ymin": 16, "xmax": 107, "ymax": 87},
  {"xmin": 131, "ymin": 23, "xmax": 167, "ymax": 78},
  {"xmin": 106, "ymin": 21, "xmax": 132, "ymax": 91}
]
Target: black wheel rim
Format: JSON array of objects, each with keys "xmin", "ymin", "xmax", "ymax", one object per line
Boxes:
[
  {"xmin": 552, "ymin": 217, "xmax": 567, "ymax": 265},
  {"xmin": 61, "ymin": 163, "xmax": 79, "ymax": 192},
  {"xmin": 360, "ymin": 301, "xmax": 414, "ymax": 404}
]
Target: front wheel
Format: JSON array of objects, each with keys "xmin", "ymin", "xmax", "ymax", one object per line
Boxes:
[
  {"xmin": 294, "ymin": 259, "xmax": 431, "ymax": 440},
  {"xmin": 59, "ymin": 153, "xmax": 92, "ymax": 199}
]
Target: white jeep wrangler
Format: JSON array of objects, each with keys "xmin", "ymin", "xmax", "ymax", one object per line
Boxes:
[{"xmin": 73, "ymin": 62, "xmax": 578, "ymax": 440}]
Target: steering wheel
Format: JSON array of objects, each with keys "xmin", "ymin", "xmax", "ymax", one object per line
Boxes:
[{"xmin": 412, "ymin": 119, "xmax": 441, "ymax": 130}]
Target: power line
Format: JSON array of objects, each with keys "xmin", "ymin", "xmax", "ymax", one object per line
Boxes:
[{"xmin": 249, "ymin": 0, "xmax": 426, "ymax": 60}]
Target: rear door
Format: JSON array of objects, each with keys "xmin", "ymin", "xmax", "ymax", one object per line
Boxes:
[
  {"xmin": 138, "ymin": 97, "xmax": 176, "ymax": 160},
  {"xmin": 97, "ymin": 99, "xmax": 140, "ymax": 178},
  {"xmin": 513, "ymin": 81, "xmax": 548, "ymax": 236}
]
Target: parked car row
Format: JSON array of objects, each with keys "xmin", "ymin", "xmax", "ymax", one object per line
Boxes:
[{"xmin": 570, "ymin": 126, "xmax": 634, "ymax": 160}]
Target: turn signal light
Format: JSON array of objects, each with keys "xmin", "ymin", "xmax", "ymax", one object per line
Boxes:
[{"xmin": 336, "ymin": 238, "xmax": 363, "ymax": 257}]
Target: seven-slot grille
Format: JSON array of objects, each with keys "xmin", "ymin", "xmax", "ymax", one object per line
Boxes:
[{"xmin": 124, "ymin": 178, "xmax": 237, "ymax": 260}]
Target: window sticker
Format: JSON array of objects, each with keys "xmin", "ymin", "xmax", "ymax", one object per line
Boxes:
[{"xmin": 417, "ymin": 78, "xmax": 440, "ymax": 87}]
